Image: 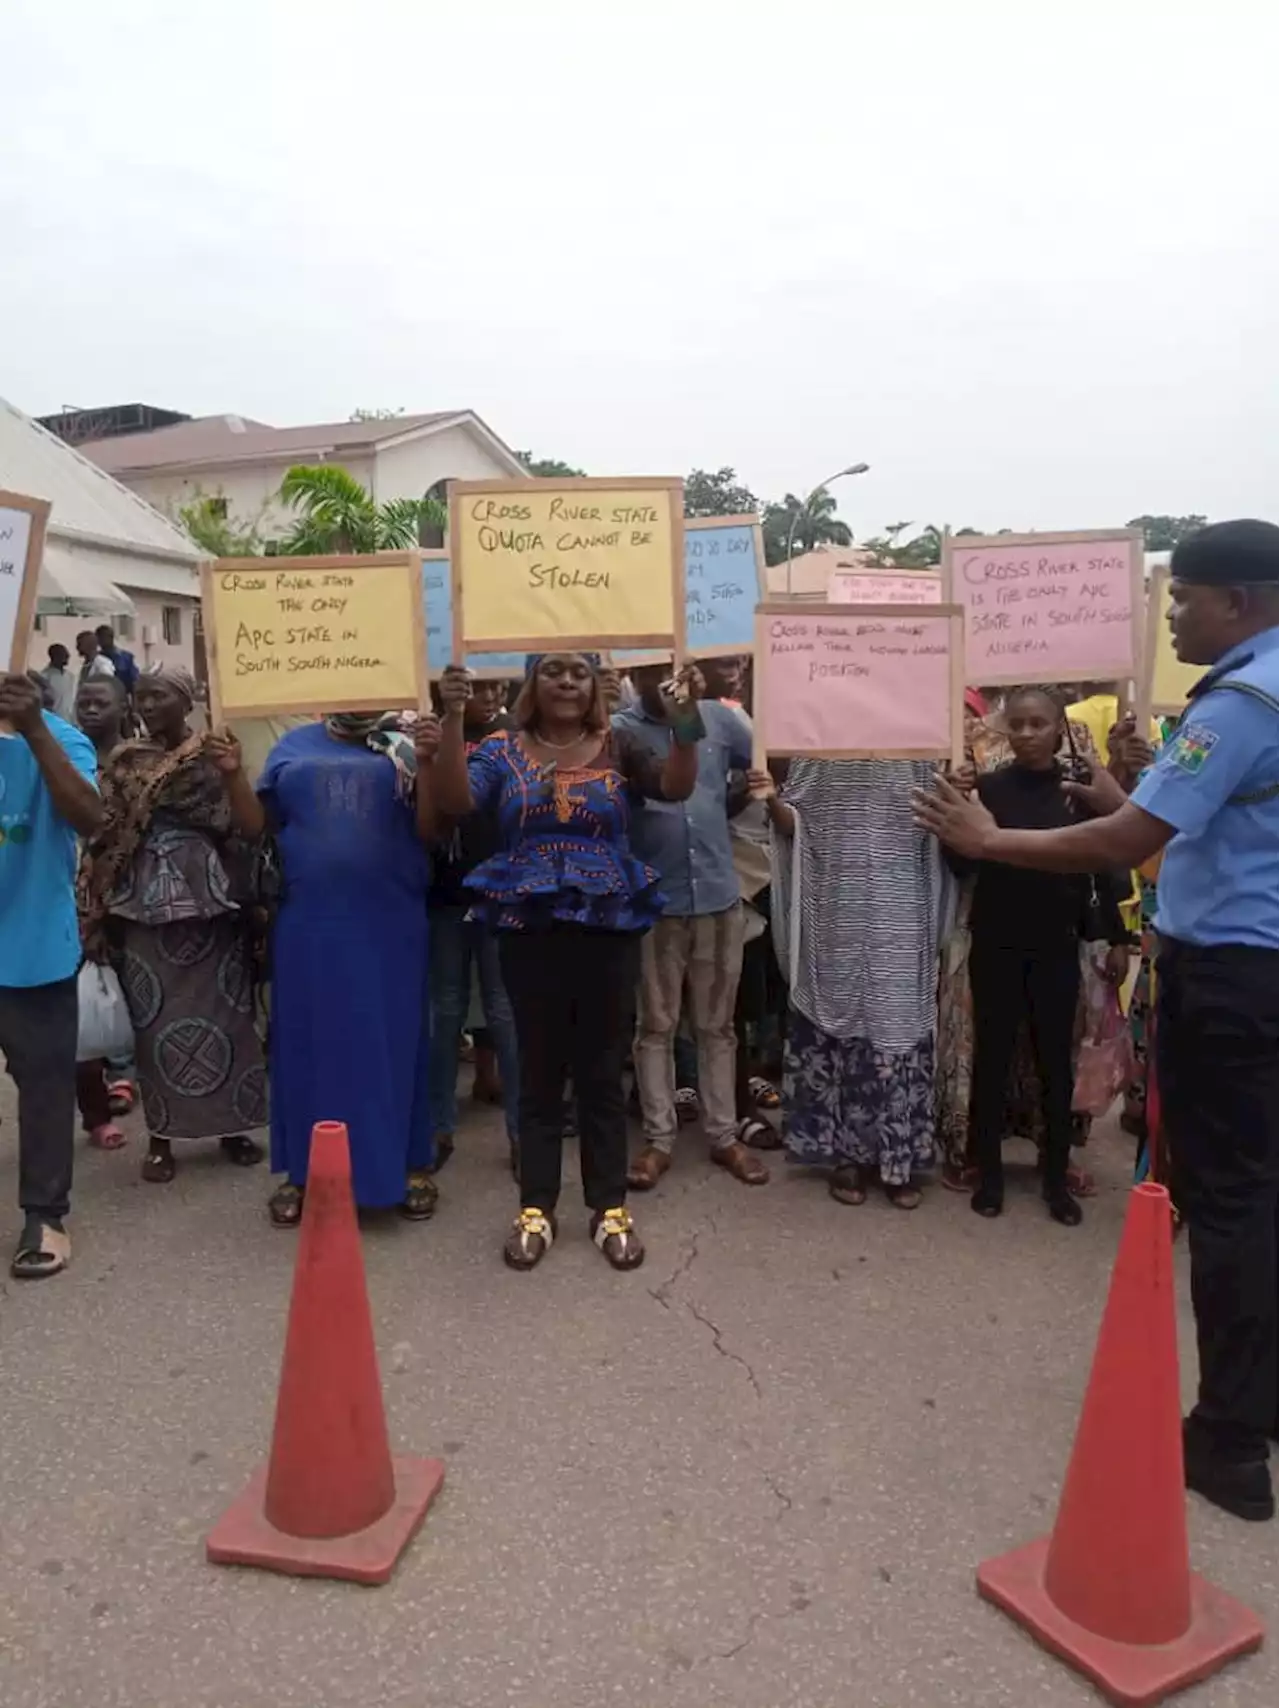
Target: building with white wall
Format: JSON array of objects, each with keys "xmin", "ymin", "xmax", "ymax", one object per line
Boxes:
[
  {"xmin": 80, "ymin": 409, "xmax": 528, "ymax": 540},
  {"xmin": 1, "ymin": 398, "xmax": 201, "ymax": 676}
]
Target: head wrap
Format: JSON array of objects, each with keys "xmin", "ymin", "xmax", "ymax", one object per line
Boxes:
[
  {"xmin": 523, "ymin": 652, "xmax": 602, "ymax": 675},
  {"xmin": 1170, "ymin": 520, "xmax": 1279, "ymax": 587},
  {"xmin": 964, "ymin": 688, "xmax": 988, "ymax": 718},
  {"xmin": 141, "ymin": 662, "xmax": 198, "ymax": 710}
]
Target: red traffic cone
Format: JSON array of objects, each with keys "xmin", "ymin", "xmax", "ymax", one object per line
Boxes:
[
  {"xmin": 207, "ymin": 1121, "xmax": 444, "ymax": 1583},
  {"xmin": 977, "ymin": 1183, "xmax": 1263, "ymax": 1706}
]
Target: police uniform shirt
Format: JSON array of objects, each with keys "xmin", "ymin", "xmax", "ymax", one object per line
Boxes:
[{"xmin": 1130, "ymin": 625, "xmax": 1279, "ymax": 950}]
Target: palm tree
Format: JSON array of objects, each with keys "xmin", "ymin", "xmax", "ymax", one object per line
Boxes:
[
  {"xmin": 762, "ymin": 487, "xmax": 853, "ymax": 565},
  {"xmin": 278, "ymin": 465, "xmax": 448, "ymax": 555}
]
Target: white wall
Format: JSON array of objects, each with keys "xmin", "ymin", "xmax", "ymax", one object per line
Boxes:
[
  {"xmin": 371, "ymin": 424, "xmax": 517, "ymax": 499},
  {"xmin": 39, "ymin": 591, "xmax": 198, "ymax": 678},
  {"xmin": 124, "ymin": 455, "xmax": 374, "ymax": 544}
]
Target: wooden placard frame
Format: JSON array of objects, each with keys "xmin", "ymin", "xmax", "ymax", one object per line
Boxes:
[
  {"xmin": 1139, "ymin": 563, "xmax": 1198, "ymax": 723},
  {"xmin": 684, "ymin": 512, "xmax": 766, "ymax": 661},
  {"xmin": 752, "ymin": 601, "xmax": 966, "ymax": 769},
  {"xmin": 449, "ymin": 475, "xmax": 685, "ymax": 662},
  {"xmin": 940, "ymin": 527, "xmax": 1144, "ymax": 689},
  {"xmin": 0, "ymin": 488, "xmax": 52, "ymax": 673},
  {"xmin": 420, "ymin": 548, "xmax": 528, "ymax": 683},
  {"xmin": 201, "ymin": 551, "xmax": 429, "ymax": 727}
]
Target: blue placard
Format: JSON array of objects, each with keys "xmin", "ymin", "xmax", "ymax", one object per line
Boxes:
[
  {"xmin": 421, "ymin": 556, "xmax": 525, "ymax": 678},
  {"xmin": 684, "ymin": 521, "xmax": 759, "ymax": 654}
]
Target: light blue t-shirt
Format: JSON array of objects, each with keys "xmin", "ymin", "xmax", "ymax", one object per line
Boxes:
[
  {"xmin": 1131, "ymin": 627, "xmax": 1278, "ymax": 950},
  {"xmin": 0, "ymin": 712, "xmax": 98, "ymax": 988}
]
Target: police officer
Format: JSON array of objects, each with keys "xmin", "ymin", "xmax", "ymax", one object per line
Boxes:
[{"xmin": 913, "ymin": 517, "xmax": 1278, "ymax": 1522}]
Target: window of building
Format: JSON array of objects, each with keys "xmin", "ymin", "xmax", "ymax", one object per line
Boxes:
[
  {"xmin": 162, "ymin": 605, "xmax": 183, "ymax": 645},
  {"xmin": 115, "ymin": 613, "xmax": 135, "ymax": 640}
]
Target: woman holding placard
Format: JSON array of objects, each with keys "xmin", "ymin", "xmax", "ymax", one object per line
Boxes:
[
  {"xmin": 749, "ymin": 758, "xmax": 943, "ymax": 1208},
  {"xmin": 427, "ymin": 656, "xmax": 700, "ymax": 1273}
]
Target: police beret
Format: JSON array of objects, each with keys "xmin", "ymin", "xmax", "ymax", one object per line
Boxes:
[{"xmin": 1171, "ymin": 519, "xmax": 1279, "ymax": 585}]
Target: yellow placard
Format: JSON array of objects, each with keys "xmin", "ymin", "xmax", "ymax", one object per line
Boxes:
[
  {"xmin": 201, "ymin": 553, "xmax": 428, "ymax": 721},
  {"xmin": 450, "ymin": 477, "xmax": 684, "ymax": 655},
  {"xmin": 1147, "ymin": 566, "xmax": 1201, "ymax": 716}
]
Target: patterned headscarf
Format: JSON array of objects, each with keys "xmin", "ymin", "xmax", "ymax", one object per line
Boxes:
[
  {"xmin": 324, "ymin": 711, "xmax": 418, "ymax": 802},
  {"xmin": 141, "ymin": 662, "xmax": 198, "ymax": 710}
]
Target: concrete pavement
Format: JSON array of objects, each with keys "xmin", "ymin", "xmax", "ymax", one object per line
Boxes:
[{"xmin": 0, "ymin": 1081, "xmax": 1273, "ymax": 1708}]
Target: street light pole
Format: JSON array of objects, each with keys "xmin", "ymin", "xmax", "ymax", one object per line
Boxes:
[{"xmin": 784, "ymin": 461, "xmax": 871, "ymax": 597}]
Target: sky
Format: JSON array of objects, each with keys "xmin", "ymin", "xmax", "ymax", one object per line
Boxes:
[{"xmin": 3, "ymin": 0, "xmax": 1276, "ymax": 537}]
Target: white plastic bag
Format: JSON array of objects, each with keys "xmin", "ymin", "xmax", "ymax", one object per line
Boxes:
[{"xmin": 76, "ymin": 962, "xmax": 133, "ymax": 1063}]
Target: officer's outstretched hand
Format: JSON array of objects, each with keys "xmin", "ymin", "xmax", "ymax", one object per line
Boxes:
[
  {"xmin": 911, "ymin": 773, "xmax": 997, "ymax": 858},
  {"xmin": 1061, "ymin": 760, "xmax": 1129, "ymax": 818}
]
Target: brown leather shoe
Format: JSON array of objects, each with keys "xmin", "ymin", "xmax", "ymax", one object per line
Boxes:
[
  {"xmin": 627, "ymin": 1145, "xmax": 672, "ymax": 1190},
  {"xmin": 712, "ymin": 1139, "xmax": 770, "ymax": 1185}
]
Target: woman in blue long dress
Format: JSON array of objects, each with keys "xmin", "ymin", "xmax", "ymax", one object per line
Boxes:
[{"xmin": 221, "ymin": 712, "xmax": 440, "ymax": 1224}]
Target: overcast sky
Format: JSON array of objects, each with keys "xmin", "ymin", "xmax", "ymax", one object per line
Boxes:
[{"xmin": 4, "ymin": 0, "xmax": 1276, "ymax": 535}]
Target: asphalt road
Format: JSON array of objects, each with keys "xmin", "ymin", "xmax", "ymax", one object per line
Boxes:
[{"xmin": 0, "ymin": 1078, "xmax": 1273, "ymax": 1708}]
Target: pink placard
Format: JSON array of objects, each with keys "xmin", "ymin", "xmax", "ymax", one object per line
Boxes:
[
  {"xmin": 828, "ymin": 571, "xmax": 942, "ymax": 606},
  {"xmin": 948, "ymin": 532, "xmax": 1139, "ymax": 685},
  {"xmin": 755, "ymin": 606, "xmax": 959, "ymax": 757}
]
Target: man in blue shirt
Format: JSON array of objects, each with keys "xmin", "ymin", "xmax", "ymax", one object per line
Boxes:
[
  {"xmin": 95, "ymin": 624, "xmax": 138, "ymax": 698},
  {"xmin": 615, "ymin": 663, "xmax": 768, "ymax": 1189},
  {"xmin": 914, "ymin": 519, "xmax": 1278, "ymax": 1522},
  {"xmin": 0, "ymin": 672, "xmax": 102, "ymax": 1279}
]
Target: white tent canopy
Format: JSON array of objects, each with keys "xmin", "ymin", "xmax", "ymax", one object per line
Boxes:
[{"xmin": 0, "ymin": 397, "xmax": 200, "ymax": 616}]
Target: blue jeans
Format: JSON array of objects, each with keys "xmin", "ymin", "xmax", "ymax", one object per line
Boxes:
[{"xmin": 427, "ymin": 907, "xmax": 520, "ymax": 1143}]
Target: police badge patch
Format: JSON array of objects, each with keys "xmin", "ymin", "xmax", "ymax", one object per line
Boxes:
[{"xmin": 1169, "ymin": 723, "xmax": 1219, "ymax": 775}]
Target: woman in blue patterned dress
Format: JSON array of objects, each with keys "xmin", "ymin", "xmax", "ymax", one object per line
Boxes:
[
  {"xmin": 750, "ymin": 757, "xmax": 947, "ymax": 1208},
  {"xmin": 425, "ymin": 656, "xmax": 699, "ymax": 1271}
]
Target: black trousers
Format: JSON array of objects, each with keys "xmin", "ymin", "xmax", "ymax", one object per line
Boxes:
[
  {"xmin": 499, "ymin": 926, "xmax": 641, "ymax": 1215},
  {"xmin": 969, "ymin": 941, "xmax": 1080, "ymax": 1193},
  {"xmin": 0, "ymin": 977, "xmax": 78, "ymax": 1221},
  {"xmin": 1156, "ymin": 938, "xmax": 1278, "ymax": 1460}
]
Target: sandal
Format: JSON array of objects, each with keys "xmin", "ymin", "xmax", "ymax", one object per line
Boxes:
[
  {"xmin": 829, "ymin": 1165, "xmax": 868, "ymax": 1206},
  {"xmin": 220, "ymin": 1134, "xmax": 265, "ymax": 1168},
  {"xmin": 749, "ymin": 1076, "xmax": 781, "ymax": 1111},
  {"xmin": 87, "ymin": 1122, "xmax": 127, "ymax": 1151},
  {"xmin": 736, "ymin": 1114, "xmax": 781, "ymax": 1151},
  {"xmin": 941, "ymin": 1163, "xmax": 978, "ymax": 1192},
  {"xmin": 674, "ymin": 1087, "xmax": 700, "ymax": 1126},
  {"xmin": 885, "ymin": 1182, "xmax": 922, "ymax": 1211},
  {"xmin": 504, "ymin": 1207, "xmax": 556, "ymax": 1270},
  {"xmin": 142, "ymin": 1144, "xmax": 176, "ymax": 1184},
  {"xmin": 712, "ymin": 1139, "xmax": 770, "ymax": 1185},
  {"xmin": 268, "ymin": 1183, "xmax": 304, "ymax": 1227},
  {"xmin": 106, "ymin": 1079, "xmax": 135, "ymax": 1115},
  {"xmin": 591, "ymin": 1206, "xmax": 645, "ymax": 1271},
  {"xmin": 400, "ymin": 1171, "xmax": 439, "ymax": 1221},
  {"xmin": 627, "ymin": 1145, "xmax": 671, "ymax": 1191},
  {"xmin": 11, "ymin": 1217, "xmax": 71, "ymax": 1280}
]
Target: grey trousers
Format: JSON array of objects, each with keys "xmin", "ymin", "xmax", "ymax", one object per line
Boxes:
[
  {"xmin": 0, "ymin": 977, "xmax": 77, "ymax": 1221},
  {"xmin": 633, "ymin": 905, "xmax": 745, "ymax": 1153}
]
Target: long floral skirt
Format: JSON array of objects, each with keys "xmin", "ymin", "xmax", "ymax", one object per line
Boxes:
[{"xmin": 783, "ymin": 1007, "xmax": 935, "ymax": 1186}]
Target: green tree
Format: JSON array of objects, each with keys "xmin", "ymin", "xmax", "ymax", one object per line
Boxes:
[
  {"xmin": 517, "ymin": 450, "xmax": 586, "ymax": 478},
  {"xmin": 1127, "ymin": 513, "xmax": 1207, "ymax": 552},
  {"xmin": 171, "ymin": 488, "xmax": 270, "ymax": 557},
  {"xmin": 278, "ymin": 465, "xmax": 447, "ymax": 554},
  {"xmin": 761, "ymin": 488, "xmax": 853, "ymax": 565},
  {"xmin": 683, "ymin": 466, "xmax": 760, "ymax": 518}
]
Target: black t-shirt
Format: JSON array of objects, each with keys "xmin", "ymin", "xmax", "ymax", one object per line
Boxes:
[
  {"xmin": 429, "ymin": 715, "xmax": 513, "ymax": 909},
  {"xmin": 963, "ymin": 763, "xmax": 1127, "ymax": 951}
]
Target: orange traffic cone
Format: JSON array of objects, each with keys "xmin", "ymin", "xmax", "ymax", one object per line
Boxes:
[
  {"xmin": 977, "ymin": 1182, "xmax": 1263, "ymax": 1706},
  {"xmin": 207, "ymin": 1121, "xmax": 444, "ymax": 1583}
]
